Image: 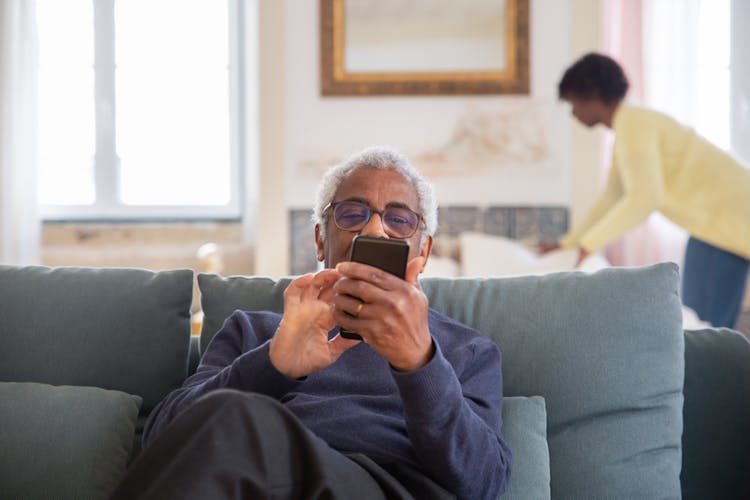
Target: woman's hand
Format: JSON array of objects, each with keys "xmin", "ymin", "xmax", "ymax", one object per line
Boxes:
[
  {"xmin": 575, "ymin": 247, "xmax": 590, "ymax": 267},
  {"xmin": 537, "ymin": 242, "xmax": 561, "ymax": 255}
]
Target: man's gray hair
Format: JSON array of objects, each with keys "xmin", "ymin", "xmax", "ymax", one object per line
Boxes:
[{"xmin": 313, "ymin": 146, "xmax": 438, "ymax": 244}]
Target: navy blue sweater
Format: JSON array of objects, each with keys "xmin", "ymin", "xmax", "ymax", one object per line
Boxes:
[{"xmin": 143, "ymin": 309, "xmax": 511, "ymax": 499}]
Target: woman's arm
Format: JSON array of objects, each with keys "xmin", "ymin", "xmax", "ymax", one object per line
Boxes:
[{"xmin": 576, "ymin": 122, "xmax": 665, "ymax": 251}]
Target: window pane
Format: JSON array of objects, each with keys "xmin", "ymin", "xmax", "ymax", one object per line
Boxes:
[
  {"xmin": 37, "ymin": 0, "xmax": 95, "ymax": 205},
  {"xmin": 116, "ymin": 0, "xmax": 231, "ymax": 206},
  {"xmin": 695, "ymin": 0, "xmax": 730, "ymax": 149},
  {"xmin": 643, "ymin": 0, "xmax": 729, "ymax": 150}
]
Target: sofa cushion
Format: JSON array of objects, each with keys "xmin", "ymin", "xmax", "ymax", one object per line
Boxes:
[
  {"xmin": 682, "ymin": 328, "xmax": 750, "ymax": 499},
  {"xmin": 0, "ymin": 382, "xmax": 141, "ymax": 500},
  {"xmin": 199, "ymin": 263, "xmax": 684, "ymax": 499},
  {"xmin": 421, "ymin": 263, "xmax": 684, "ymax": 499},
  {"xmin": 500, "ymin": 396, "xmax": 550, "ymax": 500},
  {"xmin": 0, "ymin": 265, "xmax": 193, "ymax": 412},
  {"xmin": 198, "ymin": 274, "xmax": 291, "ymax": 353}
]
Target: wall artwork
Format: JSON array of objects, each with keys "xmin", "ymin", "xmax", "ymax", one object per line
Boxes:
[
  {"xmin": 290, "ymin": 99, "xmax": 566, "ymax": 207},
  {"xmin": 321, "ymin": 0, "xmax": 530, "ymax": 95},
  {"xmin": 410, "ymin": 106, "xmax": 548, "ymax": 177}
]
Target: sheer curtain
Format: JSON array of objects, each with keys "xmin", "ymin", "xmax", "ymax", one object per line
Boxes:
[
  {"xmin": 0, "ymin": 0, "xmax": 40, "ymax": 265},
  {"xmin": 600, "ymin": 0, "xmax": 690, "ymax": 268}
]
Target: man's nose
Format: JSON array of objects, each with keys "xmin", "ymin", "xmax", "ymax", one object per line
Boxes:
[{"xmin": 360, "ymin": 212, "xmax": 389, "ymax": 238}]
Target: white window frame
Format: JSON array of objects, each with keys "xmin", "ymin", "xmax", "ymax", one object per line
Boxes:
[{"xmin": 40, "ymin": 0, "xmax": 245, "ymax": 221}]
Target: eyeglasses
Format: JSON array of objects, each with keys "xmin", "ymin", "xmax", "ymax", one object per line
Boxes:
[{"xmin": 324, "ymin": 200, "xmax": 424, "ymax": 239}]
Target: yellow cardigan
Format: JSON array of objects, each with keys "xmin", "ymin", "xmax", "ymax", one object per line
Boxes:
[{"xmin": 561, "ymin": 104, "xmax": 750, "ymax": 260}]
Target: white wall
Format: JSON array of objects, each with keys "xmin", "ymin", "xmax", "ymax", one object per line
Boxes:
[
  {"xmin": 285, "ymin": 0, "xmax": 572, "ymax": 207},
  {"xmin": 254, "ymin": 0, "xmax": 289, "ymax": 277},
  {"xmin": 568, "ymin": 0, "xmax": 606, "ymax": 224},
  {"xmin": 254, "ymin": 0, "xmax": 603, "ymax": 276}
]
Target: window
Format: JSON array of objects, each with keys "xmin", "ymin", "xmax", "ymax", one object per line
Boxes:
[
  {"xmin": 37, "ymin": 0, "xmax": 244, "ymax": 220},
  {"xmin": 643, "ymin": 0, "xmax": 730, "ymax": 149}
]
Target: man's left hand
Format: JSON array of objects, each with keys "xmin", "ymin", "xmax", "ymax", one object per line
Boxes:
[{"xmin": 331, "ymin": 257, "xmax": 435, "ymax": 372}]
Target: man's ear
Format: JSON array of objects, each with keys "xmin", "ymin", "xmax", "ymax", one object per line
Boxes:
[
  {"xmin": 314, "ymin": 224, "xmax": 325, "ymax": 262},
  {"xmin": 418, "ymin": 235, "xmax": 433, "ymax": 273}
]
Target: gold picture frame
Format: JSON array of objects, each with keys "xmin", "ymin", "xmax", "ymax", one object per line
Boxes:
[{"xmin": 320, "ymin": 0, "xmax": 530, "ymax": 96}]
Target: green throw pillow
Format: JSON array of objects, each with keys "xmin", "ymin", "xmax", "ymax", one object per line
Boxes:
[
  {"xmin": 501, "ymin": 396, "xmax": 550, "ymax": 499},
  {"xmin": 0, "ymin": 382, "xmax": 142, "ymax": 500},
  {"xmin": 0, "ymin": 265, "xmax": 193, "ymax": 412},
  {"xmin": 198, "ymin": 274, "xmax": 291, "ymax": 353},
  {"xmin": 421, "ymin": 264, "xmax": 684, "ymax": 499}
]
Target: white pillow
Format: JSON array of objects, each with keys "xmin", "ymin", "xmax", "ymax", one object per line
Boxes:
[
  {"xmin": 458, "ymin": 232, "xmax": 608, "ymax": 277},
  {"xmin": 457, "ymin": 232, "xmax": 708, "ymax": 330},
  {"xmin": 422, "ymin": 255, "xmax": 460, "ymax": 277}
]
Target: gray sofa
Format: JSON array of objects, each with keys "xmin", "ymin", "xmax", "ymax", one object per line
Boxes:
[{"xmin": 1, "ymin": 263, "xmax": 748, "ymax": 499}]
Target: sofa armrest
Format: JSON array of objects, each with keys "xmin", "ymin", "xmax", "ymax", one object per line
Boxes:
[{"xmin": 682, "ymin": 328, "xmax": 750, "ymax": 499}]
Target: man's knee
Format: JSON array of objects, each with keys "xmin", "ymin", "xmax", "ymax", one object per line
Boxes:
[
  {"xmin": 188, "ymin": 390, "xmax": 326, "ymax": 467},
  {"xmin": 192, "ymin": 389, "xmax": 291, "ymax": 424},
  {"xmin": 195, "ymin": 389, "xmax": 276, "ymax": 408}
]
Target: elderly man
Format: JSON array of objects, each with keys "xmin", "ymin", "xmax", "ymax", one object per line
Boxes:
[{"xmin": 112, "ymin": 146, "xmax": 511, "ymax": 500}]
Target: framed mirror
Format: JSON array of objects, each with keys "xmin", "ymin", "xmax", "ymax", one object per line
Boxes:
[{"xmin": 320, "ymin": 0, "xmax": 530, "ymax": 96}]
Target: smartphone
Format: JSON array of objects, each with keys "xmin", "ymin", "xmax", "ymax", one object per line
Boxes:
[{"xmin": 339, "ymin": 235, "xmax": 410, "ymax": 340}]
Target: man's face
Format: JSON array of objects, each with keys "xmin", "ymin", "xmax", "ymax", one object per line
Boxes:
[{"xmin": 315, "ymin": 167, "xmax": 432, "ymax": 269}]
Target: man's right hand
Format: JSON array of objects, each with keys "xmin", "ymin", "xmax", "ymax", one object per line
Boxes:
[{"xmin": 268, "ymin": 270, "xmax": 360, "ymax": 379}]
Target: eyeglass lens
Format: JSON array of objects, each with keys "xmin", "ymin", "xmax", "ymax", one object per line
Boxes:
[{"xmin": 333, "ymin": 201, "xmax": 418, "ymax": 238}]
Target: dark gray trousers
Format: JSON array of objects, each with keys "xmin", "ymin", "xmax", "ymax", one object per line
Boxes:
[{"xmin": 111, "ymin": 390, "xmax": 453, "ymax": 500}]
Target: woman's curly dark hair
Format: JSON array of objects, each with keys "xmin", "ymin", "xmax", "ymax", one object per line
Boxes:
[{"xmin": 558, "ymin": 52, "xmax": 629, "ymax": 103}]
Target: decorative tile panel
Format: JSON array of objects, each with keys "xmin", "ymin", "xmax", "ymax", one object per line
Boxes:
[
  {"xmin": 289, "ymin": 205, "xmax": 569, "ymax": 274},
  {"xmin": 512, "ymin": 207, "xmax": 568, "ymax": 244},
  {"xmin": 482, "ymin": 207, "xmax": 514, "ymax": 237},
  {"xmin": 436, "ymin": 206, "xmax": 482, "ymax": 237}
]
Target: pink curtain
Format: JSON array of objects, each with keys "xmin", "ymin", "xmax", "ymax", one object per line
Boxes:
[{"xmin": 599, "ymin": 0, "xmax": 688, "ymax": 267}]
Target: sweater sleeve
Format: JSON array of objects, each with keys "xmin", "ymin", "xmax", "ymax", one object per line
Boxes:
[
  {"xmin": 391, "ymin": 337, "xmax": 511, "ymax": 500},
  {"xmin": 565, "ymin": 112, "xmax": 665, "ymax": 252},
  {"xmin": 560, "ymin": 164, "xmax": 623, "ymax": 250},
  {"xmin": 142, "ymin": 311, "xmax": 303, "ymax": 448}
]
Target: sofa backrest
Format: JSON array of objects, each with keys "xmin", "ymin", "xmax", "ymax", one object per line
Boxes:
[
  {"xmin": 198, "ymin": 263, "xmax": 685, "ymax": 499},
  {"xmin": 198, "ymin": 275, "xmax": 291, "ymax": 353},
  {"xmin": 0, "ymin": 265, "xmax": 193, "ymax": 414}
]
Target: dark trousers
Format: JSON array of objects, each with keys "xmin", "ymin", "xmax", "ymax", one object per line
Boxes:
[
  {"xmin": 682, "ymin": 236, "xmax": 750, "ymax": 328},
  {"xmin": 111, "ymin": 390, "xmax": 453, "ymax": 500}
]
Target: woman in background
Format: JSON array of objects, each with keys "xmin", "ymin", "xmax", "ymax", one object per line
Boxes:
[{"xmin": 553, "ymin": 52, "xmax": 750, "ymax": 328}]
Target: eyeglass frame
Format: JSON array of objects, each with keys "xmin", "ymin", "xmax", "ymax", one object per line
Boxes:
[{"xmin": 322, "ymin": 200, "xmax": 426, "ymax": 239}]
